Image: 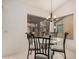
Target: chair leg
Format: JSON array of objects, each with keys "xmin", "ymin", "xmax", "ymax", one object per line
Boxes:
[
  {"xmin": 64, "ymin": 52, "xmax": 66, "ymax": 59},
  {"xmin": 53, "ymin": 51, "xmax": 55, "ymax": 55},
  {"xmin": 27, "ymin": 50, "xmax": 29, "ymax": 59},
  {"xmin": 51, "ymin": 51, "xmax": 54, "ymax": 59},
  {"xmin": 30, "ymin": 50, "xmax": 32, "ymax": 55},
  {"xmin": 34, "ymin": 53, "xmax": 36, "ymax": 59},
  {"xmin": 48, "ymin": 55, "xmax": 49, "ymax": 59},
  {"xmin": 48, "ymin": 57, "xmax": 49, "ymax": 59}
]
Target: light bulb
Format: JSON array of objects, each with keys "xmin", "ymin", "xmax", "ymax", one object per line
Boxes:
[
  {"xmin": 53, "ymin": 15, "xmax": 56, "ymax": 18},
  {"xmin": 47, "ymin": 15, "xmax": 50, "ymax": 19}
]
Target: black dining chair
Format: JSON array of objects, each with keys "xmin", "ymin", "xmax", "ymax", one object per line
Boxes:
[
  {"xmin": 33, "ymin": 36, "xmax": 51, "ymax": 59},
  {"xmin": 51, "ymin": 32, "xmax": 69, "ymax": 59},
  {"xmin": 26, "ymin": 33, "xmax": 35, "ymax": 59}
]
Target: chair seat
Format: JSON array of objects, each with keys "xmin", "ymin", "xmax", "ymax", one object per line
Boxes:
[
  {"xmin": 36, "ymin": 55, "xmax": 48, "ymax": 59},
  {"xmin": 51, "ymin": 49, "xmax": 64, "ymax": 52},
  {"xmin": 35, "ymin": 50, "xmax": 53, "ymax": 59}
]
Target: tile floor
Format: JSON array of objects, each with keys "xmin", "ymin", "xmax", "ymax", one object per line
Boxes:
[{"xmin": 3, "ymin": 47, "xmax": 76, "ymax": 59}]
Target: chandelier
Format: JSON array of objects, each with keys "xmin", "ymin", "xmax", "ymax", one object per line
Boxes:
[{"xmin": 47, "ymin": 0, "xmax": 56, "ymax": 22}]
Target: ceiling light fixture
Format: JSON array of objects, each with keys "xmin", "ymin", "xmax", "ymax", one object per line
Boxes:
[
  {"xmin": 47, "ymin": 0, "xmax": 56, "ymax": 22},
  {"xmin": 47, "ymin": 0, "xmax": 53, "ymax": 22}
]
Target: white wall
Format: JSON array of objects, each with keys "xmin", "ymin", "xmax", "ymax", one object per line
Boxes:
[
  {"xmin": 53, "ymin": 0, "xmax": 76, "ymax": 51},
  {"xmin": 2, "ymin": 0, "xmax": 49, "ymax": 56}
]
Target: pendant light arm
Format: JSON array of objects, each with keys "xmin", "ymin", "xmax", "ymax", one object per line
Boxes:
[
  {"xmin": 50, "ymin": 0, "xmax": 53, "ymax": 19},
  {"xmin": 51, "ymin": 0, "xmax": 52, "ymax": 13}
]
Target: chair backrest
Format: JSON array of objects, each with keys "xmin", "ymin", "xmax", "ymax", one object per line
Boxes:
[
  {"xmin": 33, "ymin": 35, "xmax": 51, "ymax": 56},
  {"xmin": 63, "ymin": 32, "xmax": 69, "ymax": 51}
]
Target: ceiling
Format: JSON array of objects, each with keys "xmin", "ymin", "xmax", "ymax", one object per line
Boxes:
[{"xmin": 25, "ymin": 0, "xmax": 71, "ymax": 12}]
